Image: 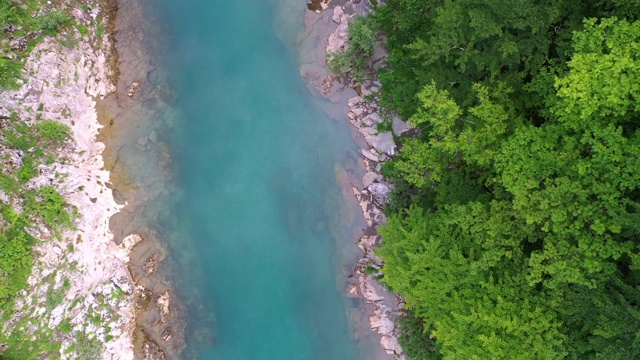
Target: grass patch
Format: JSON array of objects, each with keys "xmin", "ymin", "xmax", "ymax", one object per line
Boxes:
[{"xmin": 0, "ymin": 0, "xmax": 73, "ymax": 88}]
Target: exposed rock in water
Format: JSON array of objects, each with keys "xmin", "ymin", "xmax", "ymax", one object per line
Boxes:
[
  {"xmin": 307, "ymin": 0, "xmax": 330, "ymax": 13},
  {"xmin": 157, "ymin": 291, "xmax": 171, "ymax": 324},
  {"xmin": 299, "ymin": 1, "xmax": 417, "ymax": 358},
  {"xmin": 346, "ymin": 283, "xmax": 359, "ymax": 297},
  {"xmin": 142, "ymin": 340, "xmax": 166, "ymax": 360},
  {"xmin": 362, "ymin": 171, "xmax": 380, "ymax": 188},
  {"xmin": 127, "ymin": 81, "xmax": 141, "ymax": 97}
]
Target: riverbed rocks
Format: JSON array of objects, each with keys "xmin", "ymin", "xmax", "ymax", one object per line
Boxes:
[
  {"xmin": 128, "ymin": 81, "xmax": 141, "ymax": 97},
  {"xmin": 327, "ymin": 6, "xmax": 350, "ymax": 53},
  {"xmin": 301, "ymin": 1, "xmax": 413, "ymax": 359}
]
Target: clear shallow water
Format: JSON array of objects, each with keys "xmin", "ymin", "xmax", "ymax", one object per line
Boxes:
[{"xmin": 147, "ymin": 0, "xmax": 372, "ymax": 358}]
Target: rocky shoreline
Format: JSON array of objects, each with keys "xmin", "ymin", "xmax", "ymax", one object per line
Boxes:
[
  {"xmin": 0, "ymin": 1, "xmax": 191, "ymax": 358},
  {"xmin": 0, "ymin": 1, "xmax": 138, "ymax": 358},
  {"xmin": 302, "ymin": 1, "xmax": 411, "ymax": 359}
]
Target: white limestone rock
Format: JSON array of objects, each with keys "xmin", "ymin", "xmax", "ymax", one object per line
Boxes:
[
  {"xmin": 369, "ymin": 182, "xmax": 392, "ymax": 205},
  {"xmin": 392, "ymin": 116, "xmax": 412, "ymax": 136},
  {"xmin": 362, "ymin": 171, "xmax": 380, "ymax": 188},
  {"xmin": 365, "ymin": 131, "xmax": 395, "ymax": 155}
]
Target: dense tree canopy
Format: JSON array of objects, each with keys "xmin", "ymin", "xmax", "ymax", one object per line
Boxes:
[{"xmin": 367, "ymin": 0, "xmax": 640, "ymax": 357}]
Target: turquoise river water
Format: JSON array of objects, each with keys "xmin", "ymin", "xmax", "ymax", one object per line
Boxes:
[{"xmin": 134, "ymin": 0, "xmax": 383, "ymax": 358}]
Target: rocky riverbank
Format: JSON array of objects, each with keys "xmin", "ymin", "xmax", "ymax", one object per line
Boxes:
[
  {"xmin": 0, "ymin": 0, "xmax": 192, "ymax": 358},
  {"xmin": 0, "ymin": 1, "xmax": 139, "ymax": 358},
  {"xmin": 302, "ymin": 1, "xmax": 411, "ymax": 359}
]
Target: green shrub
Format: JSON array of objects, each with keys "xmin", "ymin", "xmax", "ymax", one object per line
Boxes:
[
  {"xmin": 38, "ymin": 186, "xmax": 73, "ymax": 229},
  {"xmin": 16, "ymin": 155, "xmax": 38, "ymax": 183},
  {"xmin": 397, "ymin": 313, "xmax": 441, "ymax": 360},
  {"xmin": 35, "ymin": 10, "xmax": 71, "ymax": 35},
  {"xmin": 34, "ymin": 120, "xmax": 71, "ymax": 148},
  {"xmin": 327, "ymin": 15, "xmax": 378, "ymax": 83}
]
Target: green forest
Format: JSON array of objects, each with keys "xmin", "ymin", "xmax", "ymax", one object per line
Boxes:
[{"xmin": 336, "ymin": 0, "xmax": 640, "ymax": 358}]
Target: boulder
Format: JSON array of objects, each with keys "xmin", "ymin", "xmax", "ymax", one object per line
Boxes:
[
  {"xmin": 127, "ymin": 81, "xmax": 140, "ymax": 97},
  {"xmin": 392, "ymin": 116, "xmax": 412, "ymax": 136},
  {"xmin": 347, "ymin": 96, "xmax": 365, "ymax": 108},
  {"xmin": 361, "ymin": 112, "xmax": 382, "ymax": 127},
  {"xmin": 360, "ymin": 276, "xmax": 384, "ymax": 302},
  {"xmin": 360, "ymin": 149, "xmax": 379, "ymax": 162},
  {"xmin": 137, "ymin": 136, "xmax": 149, "ymax": 146},
  {"xmin": 346, "ymin": 283, "xmax": 359, "ymax": 297},
  {"xmin": 365, "ymin": 131, "xmax": 395, "ymax": 155},
  {"xmin": 362, "ymin": 171, "xmax": 380, "ymax": 188},
  {"xmin": 381, "ymin": 335, "xmax": 403, "ymax": 356},
  {"xmin": 369, "ymin": 182, "xmax": 392, "ymax": 205},
  {"xmin": 370, "ymin": 315, "xmax": 395, "ymax": 335},
  {"xmin": 10, "ymin": 37, "xmax": 27, "ymax": 51},
  {"xmin": 332, "ymin": 6, "xmax": 344, "ymax": 23},
  {"xmin": 326, "ymin": 15, "xmax": 350, "ymax": 53}
]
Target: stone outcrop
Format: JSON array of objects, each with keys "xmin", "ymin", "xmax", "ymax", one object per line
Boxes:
[
  {"xmin": 0, "ymin": 5, "xmax": 138, "ymax": 357},
  {"xmin": 301, "ymin": 1, "xmax": 415, "ymax": 359}
]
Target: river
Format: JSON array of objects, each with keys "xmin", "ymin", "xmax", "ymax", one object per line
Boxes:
[{"xmin": 120, "ymin": 0, "xmax": 386, "ymax": 358}]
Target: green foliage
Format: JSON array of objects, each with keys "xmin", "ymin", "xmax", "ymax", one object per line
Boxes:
[
  {"xmin": 34, "ymin": 120, "xmax": 71, "ymax": 148},
  {"xmin": 397, "ymin": 313, "xmax": 441, "ymax": 360},
  {"xmin": 328, "ymin": 15, "xmax": 378, "ymax": 83},
  {"xmin": 0, "ymin": 0, "xmax": 72, "ymax": 88},
  {"xmin": 29, "ymin": 186, "xmax": 74, "ymax": 230},
  {"xmin": 4, "ymin": 119, "xmax": 70, "ymax": 183},
  {"xmin": 374, "ymin": 10, "xmax": 640, "ymax": 359},
  {"xmin": 77, "ymin": 24, "xmax": 88, "ymax": 36},
  {"xmin": 16, "ymin": 154, "xmax": 38, "ymax": 183},
  {"xmin": 0, "ymin": 115, "xmax": 73, "ymax": 310},
  {"xmin": 34, "ymin": 10, "xmax": 71, "ymax": 35},
  {"xmin": 5, "ymin": 119, "xmax": 70, "ymax": 151},
  {"xmin": 74, "ymin": 332, "xmax": 102, "ymax": 359},
  {"xmin": 372, "ymin": 0, "xmax": 635, "ymax": 119}
]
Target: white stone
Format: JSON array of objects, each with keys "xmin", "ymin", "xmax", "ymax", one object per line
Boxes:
[
  {"xmin": 392, "ymin": 116, "xmax": 412, "ymax": 136},
  {"xmin": 370, "ymin": 315, "xmax": 395, "ymax": 335},
  {"xmin": 362, "ymin": 112, "xmax": 382, "ymax": 127},
  {"xmin": 369, "ymin": 182, "xmax": 392, "ymax": 205},
  {"xmin": 361, "ymin": 149, "xmax": 379, "ymax": 162},
  {"xmin": 332, "ymin": 6, "xmax": 344, "ymax": 23},
  {"xmin": 362, "ymin": 171, "xmax": 380, "ymax": 188},
  {"xmin": 381, "ymin": 335, "xmax": 404, "ymax": 356},
  {"xmin": 365, "ymin": 131, "xmax": 395, "ymax": 155}
]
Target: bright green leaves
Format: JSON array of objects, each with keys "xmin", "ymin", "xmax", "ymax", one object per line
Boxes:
[
  {"xmin": 380, "ymin": 203, "xmax": 566, "ymax": 360},
  {"xmin": 394, "ymin": 83, "xmax": 515, "ymax": 187},
  {"xmin": 495, "ymin": 18, "xmax": 640, "ymax": 290},
  {"xmin": 328, "ymin": 15, "xmax": 379, "ymax": 83},
  {"xmin": 378, "ymin": 16, "xmax": 640, "ymax": 360},
  {"xmin": 410, "ymin": 82, "xmax": 462, "ymax": 129},
  {"xmin": 555, "ymin": 18, "xmax": 640, "ymax": 127}
]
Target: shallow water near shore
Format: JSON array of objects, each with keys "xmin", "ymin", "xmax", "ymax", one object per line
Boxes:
[{"xmin": 129, "ymin": 0, "xmax": 388, "ymax": 358}]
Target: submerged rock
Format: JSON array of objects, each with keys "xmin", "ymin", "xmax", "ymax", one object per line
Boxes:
[
  {"xmin": 127, "ymin": 81, "xmax": 141, "ymax": 97},
  {"xmin": 346, "ymin": 283, "xmax": 359, "ymax": 297}
]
